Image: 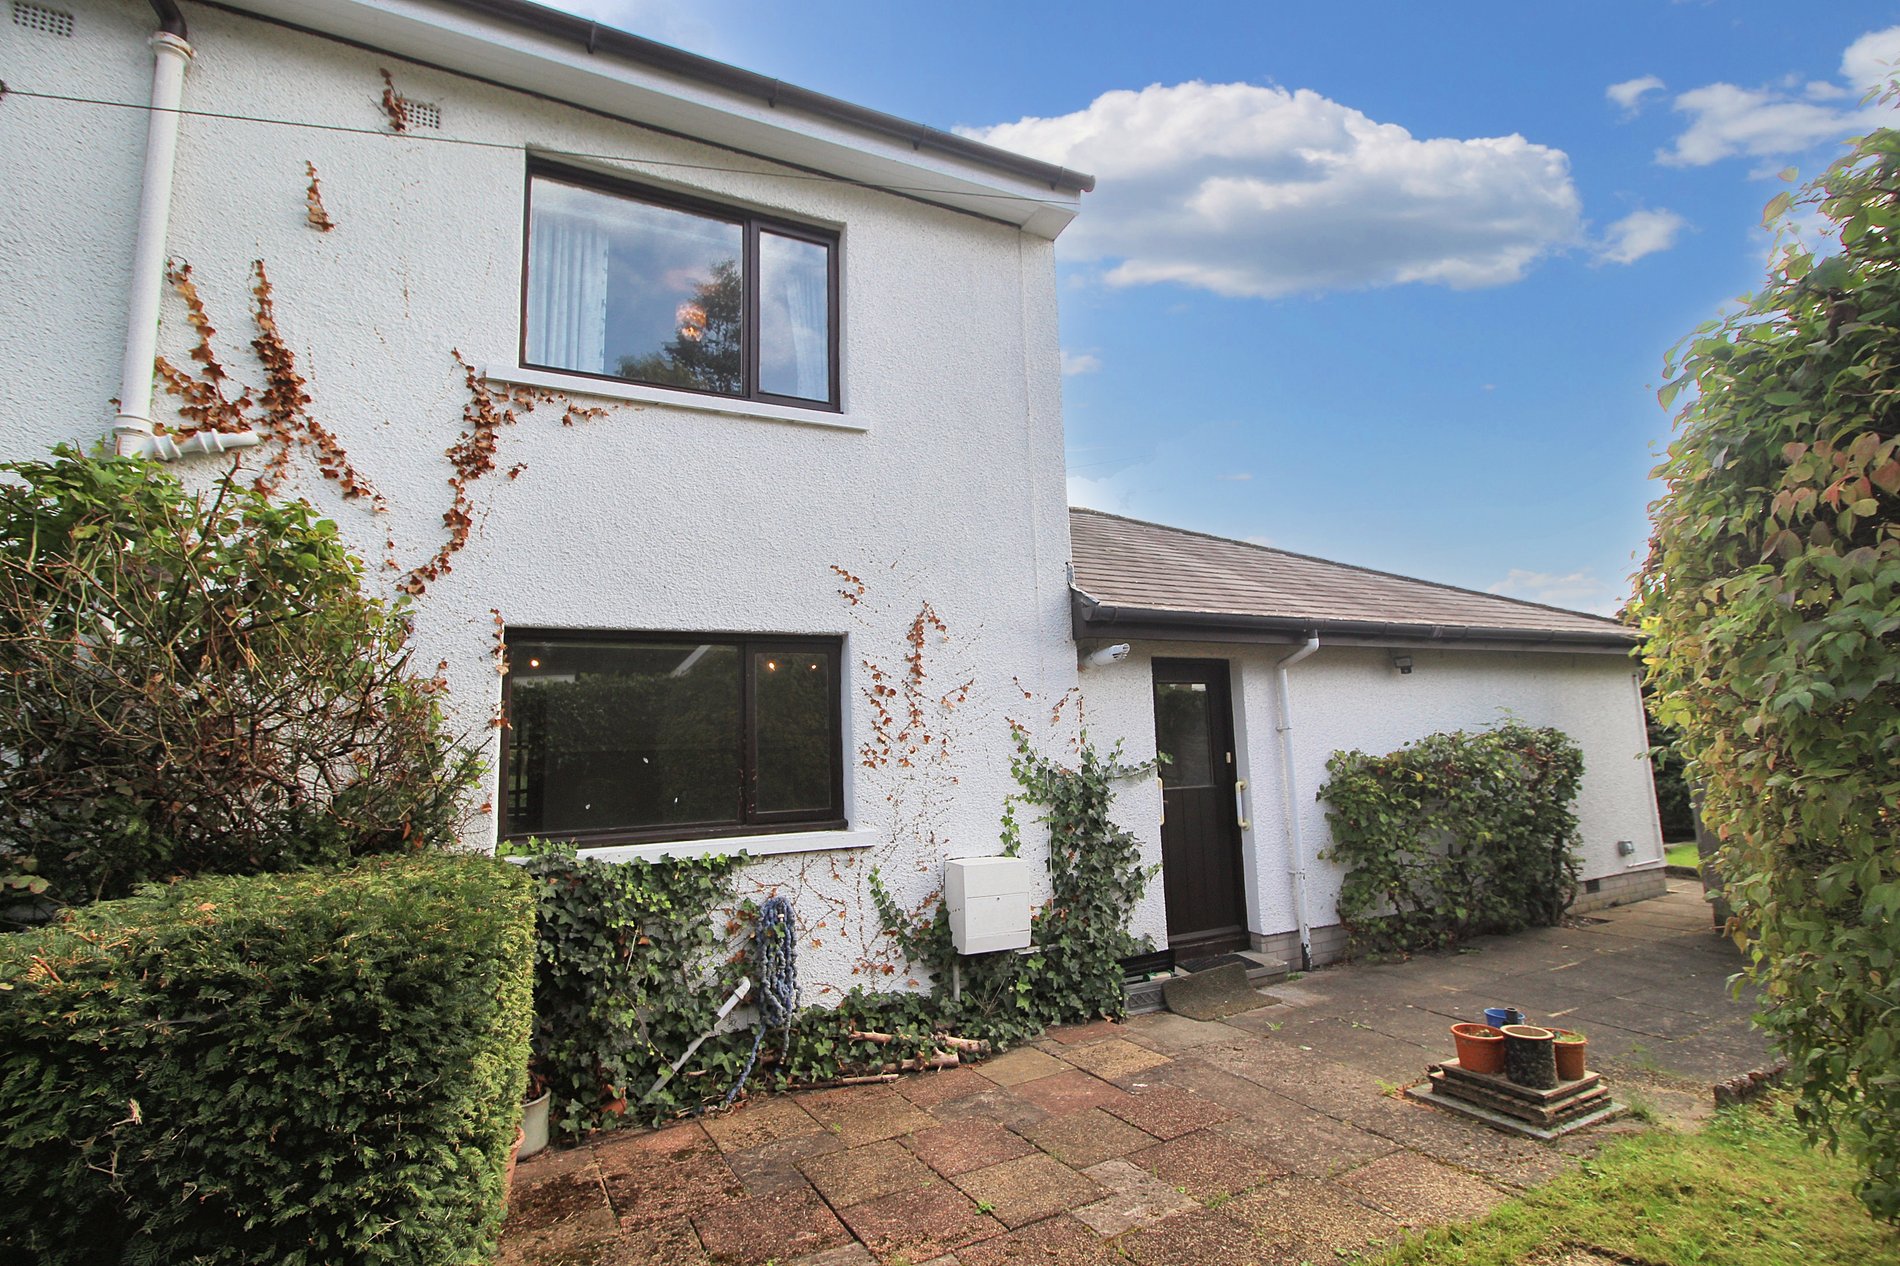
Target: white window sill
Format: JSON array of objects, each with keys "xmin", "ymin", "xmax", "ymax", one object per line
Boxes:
[
  {"xmin": 480, "ymin": 364, "xmax": 868, "ymax": 433},
  {"xmin": 568, "ymin": 827, "xmax": 877, "ymax": 864}
]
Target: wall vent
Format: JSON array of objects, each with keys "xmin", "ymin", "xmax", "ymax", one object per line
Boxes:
[
  {"xmin": 12, "ymin": 1, "xmax": 74, "ymax": 36},
  {"xmin": 397, "ymin": 98, "xmax": 441, "ymax": 130}
]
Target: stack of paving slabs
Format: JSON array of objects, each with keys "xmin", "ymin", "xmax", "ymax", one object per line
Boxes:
[{"xmin": 1408, "ymin": 1059, "xmax": 1624, "ymax": 1140}]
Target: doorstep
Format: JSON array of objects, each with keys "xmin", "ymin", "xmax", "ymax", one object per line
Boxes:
[{"xmin": 1124, "ymin": 950, "xmax": 1290, "ymax": 1015}]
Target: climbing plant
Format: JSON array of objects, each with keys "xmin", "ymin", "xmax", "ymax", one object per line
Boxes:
[
  {"xmin": 516, "ymin": 841, "xmax": 746, "ymax": 1132},
  {"xmin": 1635, "ymin": 119, "xmax": 1900, "ymax": 1220},
  {"xmin": 1320, "ymin": 723, "xmax": 1584, "ymax": 953},
  {"xmin": 872, "ymin": 727, "xmax": 1156, "ymax": 1046}
]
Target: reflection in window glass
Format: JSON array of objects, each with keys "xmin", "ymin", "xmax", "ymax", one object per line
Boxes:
[
  {"xmin": 505, "ymin": 639, "xmax": 740, "ymax": 835},
  {"xmin": 758, "ymin": 232, "xmax": 831, "ymax": 401},
  {"xmin": 753, "ymin": 651, "xmax": 834, "ymax": 813},
  {"xmin": 1154, "ymin": 682, "xmax": 1214, "ymax": 788},
  {"xmin": 526, "ymin": 178, "xmax": 744, "ymax": 394}
]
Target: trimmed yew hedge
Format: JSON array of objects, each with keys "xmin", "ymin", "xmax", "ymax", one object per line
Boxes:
[{"xmin": 0, "ymin": 854, "xmax": 534, "ymax": 1266}]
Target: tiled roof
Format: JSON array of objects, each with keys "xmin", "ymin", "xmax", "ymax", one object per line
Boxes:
[{"xmin": 1069, "ymin": 508, "xmax": 1633, "ymax": 646}]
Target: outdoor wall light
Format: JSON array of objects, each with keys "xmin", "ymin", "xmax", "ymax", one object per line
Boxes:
[
  {"xmin": 1083, "ymin": 643, "xmax": 1131, "ymax": 669},
  {"xmin": 1390, "ymin": 653, "xmax": 1414, "ymax": 675}
]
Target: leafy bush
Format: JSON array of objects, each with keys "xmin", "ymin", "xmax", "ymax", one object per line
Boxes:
[
  {"xmin": 1320, "ymin": 723, "xmax": 1584, "ymax": 952},
  {"xmin": 0, "ymin": 449, "xmax": 477, "ymax": 910},
  {"xmin": 1635, "ymin": 122, "xmax": 1900, "ymax": 1220},
  {"xmin": 0, "ymin": 854, "xmax": 534, "ymax": 1266},
  {"xmin": 875, "ymin": 729, "xmax": 1155, "ymax": 1045},
  {"xmin": 519, "ymin": 842, "xmax": 747, "ymax": 1131}
]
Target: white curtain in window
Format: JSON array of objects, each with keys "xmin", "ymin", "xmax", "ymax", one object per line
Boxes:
[
  {"xmin": 526, "ymin": 209, "xmax": 608, "ymax": 374},
  {"xmin": 779, "ymin": 265, "xmax": 827, "ymax": 400}
]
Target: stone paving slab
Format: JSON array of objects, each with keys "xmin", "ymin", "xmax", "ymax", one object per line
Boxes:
[{"xmin": 501, "ymin": 882, "xmax": 1767, "ymax": 1265}]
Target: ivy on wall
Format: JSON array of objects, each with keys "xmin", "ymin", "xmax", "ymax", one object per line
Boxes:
[
  {"xmin": 1320, "ymin": 723, "xmax": 1584, "ymax": 953},
  {"xmin": 872, "ymin": 728, "xmax": 1156, "ymax": 1048},
  {"xmin": 517, "ymin": 724, "xmax": 1155, "ymax": 1131}
]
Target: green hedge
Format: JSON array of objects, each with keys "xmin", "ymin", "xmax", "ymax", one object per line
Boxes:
[
  {"xmin": 0, "ymin": 854, "xmax": 534, "ymax": 1266},
  {"xmin": 1320, "ymin": 723, "xmax": 1585, "ymax": 952}
]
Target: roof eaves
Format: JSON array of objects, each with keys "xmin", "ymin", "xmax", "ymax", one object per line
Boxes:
[
  {"xmin": 1071, "ymin": 591, "xmax": 1639, "ymax": 652},
  {"xmin": 431, "ymin": 0, "xmax": 1096, "ymax": 194}
]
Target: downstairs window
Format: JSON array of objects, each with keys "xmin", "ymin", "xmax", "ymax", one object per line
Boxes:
[{"xmin": 501, "ymin": 631, "xmax": 843, "ymax": 846}]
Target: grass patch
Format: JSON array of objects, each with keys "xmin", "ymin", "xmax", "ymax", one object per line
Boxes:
[
  {"xmin": 1369, "ymin": 1098, "xmax": 1894, "ymax": 1266},
  {"xmin": 1664, "ymin": 841, "xmax": 1700, "ymax": 869}
]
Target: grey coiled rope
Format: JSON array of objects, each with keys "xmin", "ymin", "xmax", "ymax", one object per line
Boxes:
[{"xmin": 724, "ymin": 894, "xmax": 797, "ymax": 1106}]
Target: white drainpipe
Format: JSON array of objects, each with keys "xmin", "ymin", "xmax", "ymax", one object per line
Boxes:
[
  {"xmin": 1274, "ymin": 634, "xmax": 1321, "ymax": 971},
  {"xmin": 112, "ymin": 28, "xmax": 260, "ymax": 460}
]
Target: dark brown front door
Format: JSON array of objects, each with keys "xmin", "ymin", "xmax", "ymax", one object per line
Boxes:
[{"xmin": 1152, "ymin": 659, "xmax": 1248, "ymax": 954}]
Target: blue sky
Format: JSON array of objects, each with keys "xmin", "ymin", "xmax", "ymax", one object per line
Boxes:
[{"xmin": 555, "ymin": 1, "xmax": 1900, "ymax": 614}]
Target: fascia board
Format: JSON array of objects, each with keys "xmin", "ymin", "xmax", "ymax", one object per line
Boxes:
[{"xmin": 217, "ymin": 0, "xmax": 1082, "ymax": 237}]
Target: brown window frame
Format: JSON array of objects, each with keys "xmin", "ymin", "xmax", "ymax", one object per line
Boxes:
[
  {"xmin": 521, "ymin": 162, "xmax": 842, "ymax": 412},
  {"xmin": 499, "ymin": 629, "xmax": 847, "ymax": 849}
]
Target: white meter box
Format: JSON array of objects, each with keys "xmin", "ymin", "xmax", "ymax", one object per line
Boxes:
[{"xmin": 944, "ymin": 856, "xmax": 1032, "ymax": 954}]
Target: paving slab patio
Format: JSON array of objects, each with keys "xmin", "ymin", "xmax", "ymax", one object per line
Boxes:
[{"xmin": 500, "ymin": 881, "xmax": 1768, "ymax": 1265}]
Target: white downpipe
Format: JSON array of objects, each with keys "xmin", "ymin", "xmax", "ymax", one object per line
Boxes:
[
  {"xmin": 1274, "ymin": 634, "xmax": 1321, "ymax": 971},
  {"xmin": 111, "ymin": 31, "xmax": 260, "ymax": 460}
]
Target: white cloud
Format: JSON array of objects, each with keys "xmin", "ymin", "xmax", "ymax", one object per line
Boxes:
[
  {"xmin": 1842, "ymin": 26, "xmax": 1900, "ymax": 94},
  {"xmin": 1659, "ymin": 25, "xmax": 1900, "ymax": 167},
  {"xmin": 1487, "ymin": 568, "xmax": 1621, "ymax": 616},
  {"xmin": 1595, "ymin": 208, "xmax": 1689, "ymax": 265},
  {"xmin": 964, "ymin": 81, "xmax": 1583, "ymax": 299},
  {"xmin": 1607, "ymin": 75, "xmax": 1667, "ymax": 116},
  {"xmin": 1215, "ymin": 472, "xmax": 1253, "ymax": 482},
  {"xmin": 1061, "ymin": 349, "xmax": 1102, "ymax": 376},
  {"xmin": 1066, "ymin": 472, "xmax": 1138, "ymax": 515}
]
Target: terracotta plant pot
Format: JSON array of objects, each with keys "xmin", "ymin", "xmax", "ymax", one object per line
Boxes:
[
  {"xmin": 1450, "ymin": 1023, "xmax": 1506, "ymax": 1075},
  {"xmin": 1551, "ymin": 1030, "xmax": 1588, "ymax": 1081},
  {"xmin": 1501, "ymin": 1024, "xmax": 1558, "ymax": 1089}
]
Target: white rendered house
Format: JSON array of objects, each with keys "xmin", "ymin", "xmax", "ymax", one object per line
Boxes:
[
  {"xmin": 0, "ymin": 0, "xmax": 1092, "ymax": 999},
  {"xmin": 1068, "ymin": 509, "xmax": 1666, "ymax": 972},
  {"xmin": 0, "ymin": 0, "xmax": 1663, "ymax": 997}
]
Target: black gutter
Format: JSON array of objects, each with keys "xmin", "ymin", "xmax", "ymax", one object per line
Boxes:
[
  {"xmin": 150, "ymin": 0, "xmax": 188, "ymax": 37},
  {"xmin": 1072, "ymin": 592, "xmax": 1637, "ymax": 652},
  {"xmin": 433, "ymin": 0, "xmax": 1096, "ymax": 195}
]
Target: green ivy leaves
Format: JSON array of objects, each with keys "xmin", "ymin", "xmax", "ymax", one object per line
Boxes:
[{"xmin": 1319, "ymin": 724, "xmax": 1584, "ymax": 954}]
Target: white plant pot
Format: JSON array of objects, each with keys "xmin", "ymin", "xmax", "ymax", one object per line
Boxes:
[{"xmin": 519, "ymin": 1090, "xmax": 551, "ymax": 1160}]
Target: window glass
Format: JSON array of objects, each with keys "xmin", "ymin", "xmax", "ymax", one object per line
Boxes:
[
  {"xmin": 505, "ymin": 639, "xmax": 741, "ymax": 835},
  {"xmin": 1153, "ymin": 681, "xmax": 1214, "ymax": 789},
  {"xmin": 502, "ymin": 632, "xmax": 843, "ymax": 843},
  {"xmin": 526, "ymin": 178, "xmax": 743, "ymax": 394},
  {"xmin": 753, "ymin": 649, "xmax": 834, "ymax": 814},
  {"xmin": 758, "ymin": 232, "xmax": 832, "ymax": 402},
  {"xmin": 524, "ymin": 171, "xmax": 837, "ymax": 407}
]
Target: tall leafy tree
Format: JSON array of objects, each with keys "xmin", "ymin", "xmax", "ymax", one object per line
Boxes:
[{"xmin": 1636, "ymin": 121, "xmax": 1900, "ymax": 1220}]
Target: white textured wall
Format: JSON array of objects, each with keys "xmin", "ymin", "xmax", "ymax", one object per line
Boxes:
[
  {"xmin": 0, "ymin": 2, "xmax": 1080, "ymax": 999},
  {"xmin": 1081, "ymin": 642, "xmax": 1666, "ymax": 951}
]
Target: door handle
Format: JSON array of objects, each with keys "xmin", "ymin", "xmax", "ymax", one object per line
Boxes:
[
  {"xmin": 1234, "ymin": 779, "xmax": 1250, "ymax": 831},
  {"xmin": 1157, "ymin": 775, "xmax": 1165, "ymax": 827}
]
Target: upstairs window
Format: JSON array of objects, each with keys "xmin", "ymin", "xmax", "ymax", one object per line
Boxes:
[
  {"xmin": 501, "ymin": 631, "xmax": 844, "ymax": 846},
  {"xmin": 523, "ymin": 167, "xmax": 838, "ymax": 409}
]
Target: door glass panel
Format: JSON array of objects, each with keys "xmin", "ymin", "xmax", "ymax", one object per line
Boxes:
[
  {"xmin": 1154, "ymin": 681, "xmax": 1214, "ymax": 788},
  {"xmin": 506, "ymin": 639, "xmax": 740, "ymax": 834},
  {"xmin": 753, "ymin": 650, "xmax": 834, "ymax": 814}
]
